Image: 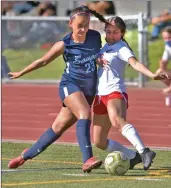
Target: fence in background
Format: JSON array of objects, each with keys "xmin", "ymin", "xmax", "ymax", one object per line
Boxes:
[{"xmin": 2, "ymin": 13, "xmax": 148, "ymax": 88}]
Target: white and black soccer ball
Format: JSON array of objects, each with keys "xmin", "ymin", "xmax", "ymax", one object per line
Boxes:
[{"xmin": 104, "ymin": 151, "xmax": 130, "ymax": 176}]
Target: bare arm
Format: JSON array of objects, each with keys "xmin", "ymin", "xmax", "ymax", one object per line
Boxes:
[
  {"xmin": 152, "ymin": 14, "xmax": 171, "ymax": 25},
  {"xmin": 128, "ymin": 57, "xmax": 169, "ymax": 80},
  {"xmin": 8, "ymin": 41, "xmax": 65, "ymax": 79},
  {"xmin": 128, "ymin": 57, "xmax": 154, "ymax": 78},
  {"xmin": 159, "ymin": 59, "xmax": 169, "ymax": 70}
]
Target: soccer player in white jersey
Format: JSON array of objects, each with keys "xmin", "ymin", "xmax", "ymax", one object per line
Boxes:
[
  {"xmin": 156, "ymin": 26, "xmax": 171, "ymax": 104},
  {"xmin": 92, "ymin": 16, "xmax": 169, "ymax": 170}
]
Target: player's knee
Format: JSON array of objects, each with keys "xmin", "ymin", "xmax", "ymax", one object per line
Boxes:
[
  {"xmin": 77, "ymin": 107, "xmax": 91, "ymax": 119},
  {"xmin": 111, "ymin": 119, "xmax": 120, "ymax": 130},
  {"xmin": 94, "ymin": 137, "xmax": 107, "ymax": 150},
  {"xmin": 112, "ymin": 116, "xmax": 125, "ymax": 131},
  {"xmin": 52, "ymin": 122, "xmax": 66, "ymax": 135},
  {"xmin": 94, "ymin": 141, "xmax": 106, "ymax": 150}
]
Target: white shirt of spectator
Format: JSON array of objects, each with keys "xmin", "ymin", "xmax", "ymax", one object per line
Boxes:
[
  {"xmin": 96, "ymin": 40, "xmax": 135, "ymax": 95},
  {"xmin": 162, "ymin": 44, "xmax": 171, "ymax": 61}
]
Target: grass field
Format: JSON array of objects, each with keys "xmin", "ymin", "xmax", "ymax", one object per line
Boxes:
[{"xmin": 2, "ymin": 142, "xmax": 171, "ymax": 188}]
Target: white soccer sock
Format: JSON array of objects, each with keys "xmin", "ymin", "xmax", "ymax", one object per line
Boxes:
[
  {"xmin": 122, "ymin": 124, "xmax": 145, "ymax": 154},
  {"xmin": 106, "ymin": 139, "xmax": 136, "ymax": 159}
]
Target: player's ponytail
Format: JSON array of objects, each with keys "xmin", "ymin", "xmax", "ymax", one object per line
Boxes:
[
  {"xmin": 82, "ymin": 6, "xmax": 108, "ymax": 24},
  {"xmin": 121, "ymin": 37, "xmax": 133, "ymax": 52}
]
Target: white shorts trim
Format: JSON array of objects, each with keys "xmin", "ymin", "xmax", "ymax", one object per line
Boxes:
[{"xmin": 63, "ymin": 87, "xmax": 69, "ymax": 97}]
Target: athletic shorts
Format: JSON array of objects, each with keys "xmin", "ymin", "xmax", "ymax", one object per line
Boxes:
[
  {"xmin": 93, "ymin": 91, "xmax": 128, "ymax": 115},
  {"xmin": 59, "ymin": 82, "xmax": 94, "ymax": 107}
]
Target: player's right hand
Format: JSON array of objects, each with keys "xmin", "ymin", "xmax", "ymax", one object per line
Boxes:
[
  {"xmin": 153, "ymin": 72, "xmax": 169, "ymax": 80},
  {"xmin": 7, "ymin": 72, "xmax": 22, "ymax": 79}
]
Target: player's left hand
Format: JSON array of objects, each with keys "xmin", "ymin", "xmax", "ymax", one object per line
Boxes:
[
  {"xmin": 96, "ymin": 56, "xmax": 110, "ymax": 70},
  {"xmin": 101, "ymin": 58, "xmax": 110, "ymax": 70},
  {"xmin": 152, "ymin": 72, "xmax": 170, "ymax": 80}
]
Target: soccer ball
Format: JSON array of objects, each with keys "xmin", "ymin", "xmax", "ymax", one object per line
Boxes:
[{"xmin": 104, "ymin": 151, "xmax": 130, "ymax": 176}]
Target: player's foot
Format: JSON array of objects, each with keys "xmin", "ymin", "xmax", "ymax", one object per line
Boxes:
[
  {"xmin": 129, "ymin": 151, "xmax": 142, "ymax": 169},
  {"xmin": 82, "ymin": 157, "xmax": 103, "ymax": 173},
  {"xmin": 8, "ymin": 148, "xmax": 29, "ymax": 169},
  {"xmin": 140, "ymin": 148, "xmax": 156, "ymax": 170}
]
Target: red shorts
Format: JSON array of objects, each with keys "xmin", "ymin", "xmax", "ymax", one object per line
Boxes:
[{"xmin": 93, "ymin": 91, "xmax": 128, "ymax": 115}]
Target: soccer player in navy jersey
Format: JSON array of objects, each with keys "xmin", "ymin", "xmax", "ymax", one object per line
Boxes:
[{"xmin": 7, "ymin": 6, "xmax": 106, "ymax": 173}]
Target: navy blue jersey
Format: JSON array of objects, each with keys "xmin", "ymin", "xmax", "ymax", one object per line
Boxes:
[{"xmin": 60, "ymin": 29, "xmax": 101, "ymax": 96}]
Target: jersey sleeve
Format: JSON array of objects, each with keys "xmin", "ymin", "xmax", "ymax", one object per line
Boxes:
[
  {"xmin": 118, "ymin": 46, "xmax": 135, "ymax": 63},
  {"xmin": 162, "ymin": 47, "xmax": 170, "ymax": 61}
]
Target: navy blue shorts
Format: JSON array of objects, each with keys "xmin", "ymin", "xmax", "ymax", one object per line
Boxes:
[{"xmin": 59, "ymin": 82, "xmax": 94, "ymax": 107}]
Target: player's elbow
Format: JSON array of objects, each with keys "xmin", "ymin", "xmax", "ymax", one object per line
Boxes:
[{"xmin": 39, "ymin": 58, "xmax": 49, "ymax": 67}]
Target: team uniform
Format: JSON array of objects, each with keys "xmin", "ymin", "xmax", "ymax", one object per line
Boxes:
[
  {"xmin": 59, "ymin": 29, "xmax": 101, "ymax": 105},
  {"xmin": 93, "ymin": 40, "xmax": 135, "ymax": 114},
  {"xmin": 162, "ymin": 42, "xmax": 171, "ymax": 61}
]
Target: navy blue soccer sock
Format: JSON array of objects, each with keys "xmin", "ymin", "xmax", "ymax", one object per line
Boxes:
[
  {"xmin": 23, "ymin": 128, "xmax": 61, "ymax": 160},
  {"xmin": 76, "ymin": 119, "xmax": 93, "ymax": 163}
]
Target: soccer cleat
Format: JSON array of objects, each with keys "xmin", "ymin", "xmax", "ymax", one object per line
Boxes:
[
  {"xmin": 82, "ymin": 157, "xmax": 103, "ymax": 173},
  {"xmin": 140, "ymin": 148, "xmax": 156, "ymax": 170},
  {"xmin": 8, "ymin": 148, "xmax": 29, "ymax": 169},
  {"xmin": 129, "ymin": 152, "xmax": 142, "ymax": 169}
]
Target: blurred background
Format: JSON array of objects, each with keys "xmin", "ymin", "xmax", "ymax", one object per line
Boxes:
[{"xmin": 1, "ymin": 0, "xmax": 171, "ymax": 87}]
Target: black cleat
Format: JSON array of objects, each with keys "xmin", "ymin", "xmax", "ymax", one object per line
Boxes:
[
  {"xmin": 141, "ymin": 148, "xmax": 156, "ymax": 170},
  {"xmin": 129, "ymin": 152, "xmax": 142, "ymax": 169}
]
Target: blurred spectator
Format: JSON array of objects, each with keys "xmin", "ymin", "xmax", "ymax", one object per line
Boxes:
[
  {"xmin": 85, "ymin": 1, "xmax": 115, "ymax": 15},
  {"xmin": 2, "ymin": 1, "xmax": 23, "ymax": 41},
  {"xmin": 13, "ymin": 1, "xmax": 35, "ymax": 14},
  {"xmin": 149, "ymin": 8, "xmax": 171, "ymax": 42},
  {"xmin": 7, "ymin": 4, "xmax": 60, "ymax": 49},
  {"xmin": 66, "ymin": 1, "xmax": 115, "ymax": 16},
  {"xmin": 21, "ymin": 1, "xmax": 53, "ymax": 16},
  {"xmin": 156, "ymin": 26, "xmax": 171, "ymax": 101},
  {"xmin": 2, "ymin": 1, "xmax": 16, "ymax": 15},
  {"xmin": 1, "ymin": 1, "xmax": 36, "ymax": 15}
]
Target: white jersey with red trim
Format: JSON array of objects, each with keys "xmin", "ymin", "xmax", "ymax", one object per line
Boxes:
[
  {"xmin": 96, "ymin": 40, "xmax": 135, "ymax": 95},
  {"xmin": 162, "ymin": 44, "xmax": 171, "ymax": 61}
]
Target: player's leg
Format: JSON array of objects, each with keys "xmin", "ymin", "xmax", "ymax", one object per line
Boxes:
[
  {"xmin": 107, "ymin": 96, "xmax": 156, "ymax": 170},
  {"xmin": 63, "ymin": 91, "xmax": 102, "ymax": 172},
  {"xmin": 8, "ymin": 107, "xmax": 77, "ymax": 169},
  {"xmin": 93, "ymin": 113, "xmax": 137, "ymax": 159},
  {"xmin": 92, "ymin": 96, "xmax": 141, "ymax": 169},
  {"xmin": 156, "ymin": 69, "xmax": 171, "ymax": 105}
]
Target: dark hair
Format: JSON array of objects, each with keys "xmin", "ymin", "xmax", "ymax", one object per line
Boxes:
[
  {"xmin": 70, "ymin": 6, "xmax": 108, "ymax": 24},
  {"xmin": 39, "ymin": 4, "xmax": 56, "ymax": 15},
  {"xmin": 105, "ymin": 16, "xmax": 133, "ymax": 51},
  {"xmin": 162, "ymin": 26, "xmax": 171, "ymax": 34},
  {"xmin": 104, "ymin": 1, "xmax": 116, "ymax": 15}
]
